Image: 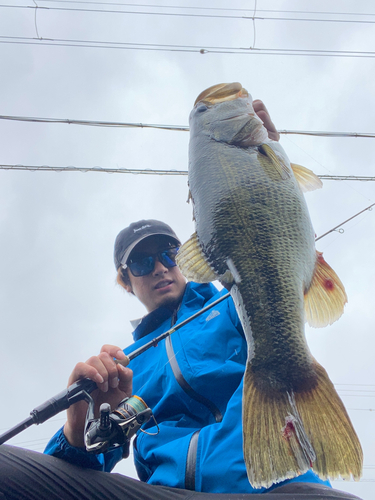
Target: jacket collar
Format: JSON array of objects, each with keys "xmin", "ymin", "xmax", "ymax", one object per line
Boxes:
[{"xmin": 132, "ymin": 282, "xmax": 217, "ymax": 341}]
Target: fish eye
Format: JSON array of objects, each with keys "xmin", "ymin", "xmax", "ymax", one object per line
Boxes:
[{"xmin": 196, "ymin": 104, "xmax": 208, "ymax": 113}]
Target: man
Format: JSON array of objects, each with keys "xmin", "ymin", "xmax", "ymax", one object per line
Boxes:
[
  {"xmin": 43, "ymin": 218, "xmax": 353, "ymax": 497},
  {"xmin": 0, "ymin": 104, "xmax": 361, "ymax": 500}
]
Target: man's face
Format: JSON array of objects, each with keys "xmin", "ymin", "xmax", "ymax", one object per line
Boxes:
[{"xmin": 124, "ymin": 235, "xmax": 187, "ymax": 313}]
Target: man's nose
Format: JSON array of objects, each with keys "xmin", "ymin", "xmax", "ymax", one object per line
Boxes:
[{"xmin": 153, "ymin": 257, "xmax": 168, "ymax": 275}]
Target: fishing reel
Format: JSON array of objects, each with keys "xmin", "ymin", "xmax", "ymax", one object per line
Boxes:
[{"xmin": 84, "ymin": 394, "xmax": 157, "ymax": 456}]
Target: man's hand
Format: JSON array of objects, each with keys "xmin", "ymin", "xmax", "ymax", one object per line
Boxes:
[
  {"xmin": 64, "ymin": 345, "xmax": 133, "ymax": 448},
  {"xmin": 253, "ymin": 100, "xmax": 280, "ymax": 142}
]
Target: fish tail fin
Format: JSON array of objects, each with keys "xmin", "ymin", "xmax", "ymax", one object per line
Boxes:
[
  {"xmin": 243, "ymin": 366, "xmax": 316, "ymax": 489},
  {"xmin": 242, "ymin": 361, "xmax": 363, "ymax": 489},
  {"xmin": 296, "ymin": 361, "xmax": 363, "ymax": 482}
]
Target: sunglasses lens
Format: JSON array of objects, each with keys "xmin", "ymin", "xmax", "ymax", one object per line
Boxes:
[
  {"xmin": 127, "ymin": 247, "xmax": 179, "ymax": 277},
  {"xmin": 159, "ymin": 248, "xmax": 179, "ymax": 268},
  {"xmin": 128, "ymin": 256, "xmax": 155, "ymax": 277}
]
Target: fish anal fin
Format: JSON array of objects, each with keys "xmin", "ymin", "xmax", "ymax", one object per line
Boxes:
[
  {"xmin": 176, "ymin": 232, "xmax": 233, "ymax": 284},
  {"xmin": 243, "ymin": 367, "xmax": 314, "ymax": 489},
  {"xmin": 304, "ymin": 251, "xmax": 348, "ymax": 328},
  {"xmin": 296, "ymin": 360, "xmax": 363, "ymax": 482},
  {"xmin": 259, "ymin": 143, "xmax": 291, "ymax": 180},
  {"xmin": 291, "ymin": 163, "xmax": 323, "ymax": 193}
]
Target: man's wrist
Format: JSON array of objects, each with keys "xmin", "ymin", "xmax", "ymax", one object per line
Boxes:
[{"xmin": 63, "ymin": 422, "xmax": 85, "ymax": 448}]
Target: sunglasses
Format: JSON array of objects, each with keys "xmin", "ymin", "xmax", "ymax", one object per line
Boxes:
[{"xmin": 124, "ymin": 247, "xmax": 179, "ymax": 277}]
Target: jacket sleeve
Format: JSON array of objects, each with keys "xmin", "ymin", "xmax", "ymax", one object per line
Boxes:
[{"xmin": 44, "ymin": 426, "xmax": 124, "ymax": 472}]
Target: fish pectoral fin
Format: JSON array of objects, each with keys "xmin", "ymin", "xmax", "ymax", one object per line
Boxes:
[
  {"xmin": 176, "ymin": 232, "xmax": 233, "ymax": 283},
  {"xmin": 291, "ymin": 163, "xmax": 323, "ymax": 193},
  {"xmin": 304, "ymin": 251, "xmax": 348, "ymax": 328},
  {"xmin": 258, "ymin": 143, "xmax": 291, "ymax": 180}
]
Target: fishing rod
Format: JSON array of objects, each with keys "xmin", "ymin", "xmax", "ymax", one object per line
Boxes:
[
  {"xmin": 0, "ymin": 292, "xmax": 231, "ymax": 447},
  {"xmin": 2, "ymin": 195, "xmax": 372, "ymax": 447},
  {"xmin": 4, "ymin": 195, "xmax": 369, "ymax": 448},
  {"xmin": 315, "ymin": 201, "xmax": 375, "ymax": 241}
]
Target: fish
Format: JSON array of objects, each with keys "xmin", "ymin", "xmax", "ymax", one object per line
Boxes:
[{"xmin": 176, "ymin": 82, "xmax": 363, "ymax": 489}]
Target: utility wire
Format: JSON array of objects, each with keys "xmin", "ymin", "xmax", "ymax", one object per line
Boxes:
[
  {"xmin": 0, "ymin": 113, "xmax": 189, "ymax": 131},
  {"xmin": 4, "ymin": 163, "xmax": 371, "ymax": 243},
  {"xmin": 1, "ymin": 165, "xmax": 375, "ymax": 184},
  {"xmin": 1, "ymin": 36, "xmax": 375, "ymax": 59},
  {"xmin": 2, "ymin": 3, "xmax": 375, "ymax": 24},
  {"xmin": 1, "ymin": 114, "xmax": 374, "ymax": 138},
  {"xmin": 33, "ymin": 1, "xmax": 375, "ymax": 19},
  {"xmin": 319, "ymin": 175, "xmax": 375, "ymax": 181},
  {"xmin": 0, "ymin": 164, "xmax": 189, "ymax": 175}
]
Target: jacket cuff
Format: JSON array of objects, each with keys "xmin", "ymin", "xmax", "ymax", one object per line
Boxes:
[{"xmin": 44, "ymin": 426, "xmax": 105, "ymax": 471}]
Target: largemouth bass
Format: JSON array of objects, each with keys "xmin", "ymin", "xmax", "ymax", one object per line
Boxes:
[{"xmin": 177, "ymin": 82, "xmax": 363, "ymax": 489}]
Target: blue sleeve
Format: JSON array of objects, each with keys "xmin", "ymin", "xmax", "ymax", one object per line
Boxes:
[{"xmin": 44, "ymin": 426, "xmax": 124, "ymax": 472}]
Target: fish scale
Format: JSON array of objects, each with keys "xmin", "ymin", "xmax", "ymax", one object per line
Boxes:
[
  {"xmin": 191, "ymin": 137, "xmax": 315, "ymax": 389},
  {"xmin": 177, "ymin": 82, "xmax": 362, "ymax": 489}
]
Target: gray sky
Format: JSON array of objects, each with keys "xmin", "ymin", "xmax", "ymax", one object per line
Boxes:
[{"xmin": 0, "ymin": 1, "xmax": 374, "ymax": 497}]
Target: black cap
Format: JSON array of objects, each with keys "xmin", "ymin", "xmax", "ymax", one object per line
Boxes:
[{"xmin": 114, "ymin": 219, "xmax": 181, "ymax": 270}]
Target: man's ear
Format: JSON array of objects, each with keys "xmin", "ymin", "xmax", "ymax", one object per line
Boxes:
[{"xmin": 123, "ymin": 283, "xmax": 133, "ymax": 294}]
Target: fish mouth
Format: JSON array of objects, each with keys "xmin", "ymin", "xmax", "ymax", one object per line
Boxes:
[
  {"xmin": 221, "ymin": 112, "xmax": 257, "ymax": 122},
  {"xmin": 218, "ymin": 113, "xmax": 268, "ymax": 146},
  {"xmin": 155, "ymin": 279, "xmax": 173, "ymax": 290},
  {"xmin": 195, "ymin": 82, "xmax": 249, "ymax": 106}
]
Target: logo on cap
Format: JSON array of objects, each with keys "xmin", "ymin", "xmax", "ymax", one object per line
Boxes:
[{"xmin": 134, "ymin": 224, "xmax": 152, "ymax": 233}]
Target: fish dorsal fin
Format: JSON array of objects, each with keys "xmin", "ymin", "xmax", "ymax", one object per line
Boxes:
[
  {"xmin": 258, "ymin": 143, "xmax": 291, "ymax": 180},
  {"xmin": 176, "ymin": 232, "xmax": 233, "ymax": 284},
  {"xmin": 304, "ymin": 251, "xmax": 347, "ymax": 328},
  {"xmin": 291, "ymin": 163, "xmax": 323, "ymax": 193}
]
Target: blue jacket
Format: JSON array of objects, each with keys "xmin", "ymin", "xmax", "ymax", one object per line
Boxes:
[{"xmin": 45, "ymin": 282, "xmax": 330, "ymax": 493}]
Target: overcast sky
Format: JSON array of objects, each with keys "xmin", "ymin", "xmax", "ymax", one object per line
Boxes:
[{"xmin": 0, "ymin": 1, "xmax": 374, "ymax": 498}]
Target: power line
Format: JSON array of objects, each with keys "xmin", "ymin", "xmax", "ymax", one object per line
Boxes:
[
  {"xmin": 1, "ymin": 36, "xmax": 375, "ymax": 59},
  {"xmin": 319, "ymin": 175, "xmax": 375, "ymax": 181},
  {"xmin": 1, "ymin": 114, "xmax": 374, "ymax": 139},
  {"xmin": 33, "ymin": 1, "xmax": 375, "ymax": 19},
  {"xmin": 0, "ymin": 113, "xmax": 189, "ymax": 131},
  {"xmin": 0, "ymin": 164, "xmax": 189, "ymax": 175},
  {"xmin": 3, "ymin": 3, "xmax": 375, "ymax": 24},
  {"xmin": 1, "ymin": 165, "xmax": 375, "ymax": 183},
  {"xmin": 348, "ymin": 408, "xmax": 375, "ymax": 411},
  {"xmin": 278, "ymin": 130, "xmax": 375, "ymax": 138}
]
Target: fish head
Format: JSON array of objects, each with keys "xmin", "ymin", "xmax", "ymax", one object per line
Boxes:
[{"xmin": 190, "ymin": 82, "xmax": 269, "ymax": 147}]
